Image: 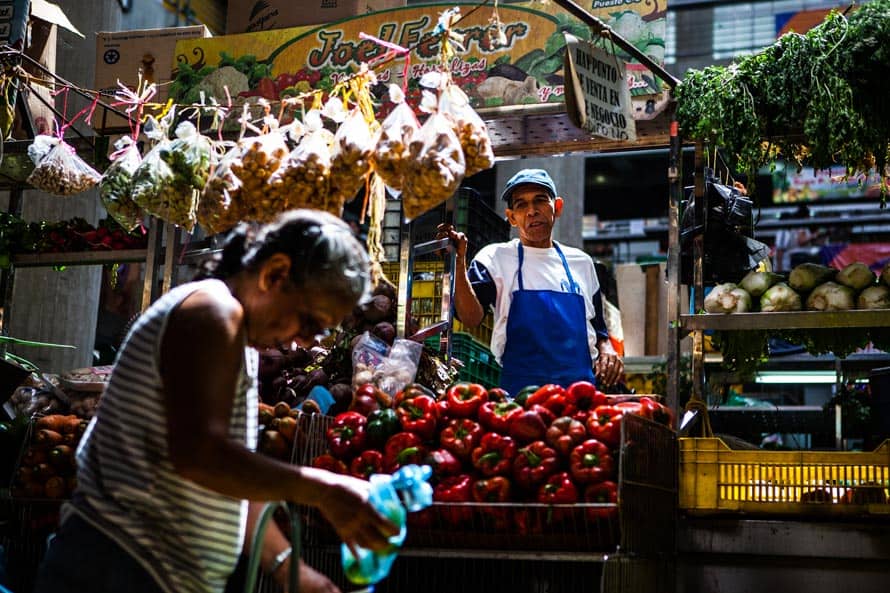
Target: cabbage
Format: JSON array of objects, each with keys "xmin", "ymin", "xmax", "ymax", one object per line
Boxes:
[
  {"xmin": 704, "ymin": 283, "xmax": 752, "ymax": 313},
  {"xmin": 739, "ymin": 271, "xmax": 784, "ymax": 298},
  {"xmin": 835, "ymin": 262, "xmax": 875, "ymax": 291},
  {"xmin": 789, "ymin": 263, "xmax": 836, "ymax": 293},
  {"xmin": 806, "ymin": 282, "xmax": 855, "ymax": 311},
  {"xmin": 858, "ymin": 285, "xmax": 890, "ymax": 309},
  {"xmin": 760, "ymin": 283, "xmax": 802, "ymax": 312}
]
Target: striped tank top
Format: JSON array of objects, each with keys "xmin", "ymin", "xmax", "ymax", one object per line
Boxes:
[{"xmin": 66, "ymin": 279, "xmax": 259, "ymax": 593}]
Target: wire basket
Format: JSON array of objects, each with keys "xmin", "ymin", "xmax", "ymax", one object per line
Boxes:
[{"xmin": 298, "ymin": 413, "xmax": 677, "ymax": 555}]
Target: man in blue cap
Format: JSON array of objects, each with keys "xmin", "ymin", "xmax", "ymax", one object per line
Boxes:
[{"xmin": 440, "ymin": 168, "xmax": 624, "ymax": 396}]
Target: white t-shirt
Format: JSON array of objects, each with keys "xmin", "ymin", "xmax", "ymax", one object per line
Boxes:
[{"xmin": 472, "ymin": 239, "xmax": 601, "ymax": 365}]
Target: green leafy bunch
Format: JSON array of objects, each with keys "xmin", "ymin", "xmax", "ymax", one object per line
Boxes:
[{"xmin": 676, "ymin": 2, "xmax": 890, "ymax": 189}]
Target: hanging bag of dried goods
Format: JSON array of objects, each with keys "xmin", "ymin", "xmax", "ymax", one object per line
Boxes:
[
  {"xmin": 401, "ymin": 91, "xmax": 466, "ymax": 221},
  {"xmin": 235, "ymin": 131, "xmax": 290, "ymax": 223},
  {"xmin": 132, "ymin": 120, "xmax": 212, "ymax": 230},
  {"xmin": 440, "ymin": 83, "xmax": 494, "ymax": 177},
  {"xmin": 268, "ymin": 110, "xmax": 335, "ymax": 215},
  {"xmin": 198, "ymin": 142, "xmax": 243, "ymax": 235},
  {"xmin": 99, "ymin": 136, "xmax": 144, "ymax": 231},
  {"xmin": 370, "ymin": 85, "xmax": 420, "ymax": 192},
  {"xmin": 26, "ymin": 135, "xmax": 101, "ymax": 196},
  {"xmin": 329, "ymin": 107, "xmax": 375, "ymax": 211}
]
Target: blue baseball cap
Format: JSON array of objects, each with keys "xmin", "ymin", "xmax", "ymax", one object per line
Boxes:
[{"xmin": 501, "ymin": 169, "xmax": 558, "ymax": 204}]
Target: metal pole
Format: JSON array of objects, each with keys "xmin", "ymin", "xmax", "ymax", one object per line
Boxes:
[
  {"xmin": 691, "ymin": 142, "xmax": 706, "ymax": 403},
  {"xmin": 666, "ymin": 103, "xmax": 682, "ymax": 420}
]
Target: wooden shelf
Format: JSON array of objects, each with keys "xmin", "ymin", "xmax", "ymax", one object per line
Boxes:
[
  {"xmin": 680, "ymin": 310, "xmax": 890, "ymax": 332},
  {"xmin": 11, "ymin": 250, "xmax": 148, "ymax": 267}
]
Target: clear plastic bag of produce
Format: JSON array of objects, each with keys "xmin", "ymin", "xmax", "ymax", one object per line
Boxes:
[
  {"xmin": 351, "ymin": 331, "xmax": 422, "ymax": 396},
  {"xmin": 132, "ymin": 121, "xmax": 212, "ymax": 230},
  {"xmin": 329, "ymin": 107, "xmax": 375, "ymax": 209},
  {"xmin": 26, "ymin": 135, "xmax": 101, "ymax": 196},
  {"xmin": 440, "ymin": 83, "xmax": 494, "ymax": 177},
  {"xmin": 99, "ymin": 136, "xmax": 145, "ymax": 231},
  {"xmin": 268, "ymin": 110, "xmax": 335, "ymax": 214},
  {"xmin": 401, "ymin": 95, "xmax": 466, "ymax": 221},
  {"xmin": 370, "ymin": 85, "xmax": 420, "ymax": 192},
  {"xmin": 236, "ymin": 129, "xmax": 290, "ymax": 223},
  {"xmin": 198, "ymin": 143, "xmax": 243, "ymax": 235}
]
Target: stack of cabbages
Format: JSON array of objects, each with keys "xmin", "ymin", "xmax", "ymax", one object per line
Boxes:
[{"xmin": 704, "ymin": 261, "xmax": 890, "ymax": 313}]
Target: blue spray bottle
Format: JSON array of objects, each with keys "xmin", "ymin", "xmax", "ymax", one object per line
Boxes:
[{"xmin": 341, "ymin": 464, "xmax": 433, "ymax": 588}]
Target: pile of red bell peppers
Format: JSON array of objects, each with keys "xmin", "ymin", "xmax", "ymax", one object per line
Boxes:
[{"xmin": 313, "ymin": 381, "xmax": 673, "ymax": 531}]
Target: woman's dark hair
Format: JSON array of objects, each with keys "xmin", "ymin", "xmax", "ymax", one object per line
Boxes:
[{"xmin": 198, "ymin": 210, "xmax": 370, "ymax": 305}]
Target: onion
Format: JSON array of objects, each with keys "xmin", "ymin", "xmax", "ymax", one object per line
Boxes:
[
  {"xmin": 835, "ymin": 262, "xmax": 875, "ymax": 291},
  {"xmin": 857, "ymin": 285, "xmax": 890, "ymax": 309},
  {"xmin": 760, "ymin": 283, "xmax": 802, "ymax": 312},
  {"xmin": 806, "ymin": 281, "xmax": 855, "ymax": 311},
  {"xmin": 704, "ymin": 283, "xmax": 752, "ymax": 313}
]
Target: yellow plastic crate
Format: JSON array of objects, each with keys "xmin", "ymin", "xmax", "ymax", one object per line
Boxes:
[
  {"xmin": 679, "ymin": 437, "xmax": 890, "ymax": 516},
  {"xmin": 379, "ymin": 260, "xmax": 494, "ymax": 345}
]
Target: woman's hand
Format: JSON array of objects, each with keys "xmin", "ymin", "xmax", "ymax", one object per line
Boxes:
[
  {"xmin": 594, "ymin": 342, "xmax": 624, "ymax": 389},
  {"xmin": 314, "ymin": 471, "xmax": 400, "ymax": 558}
]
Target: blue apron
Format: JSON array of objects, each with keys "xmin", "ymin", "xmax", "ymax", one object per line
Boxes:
[{"xmin": 500, "ymin": 242, "xmax": 596, "ymax": 397}]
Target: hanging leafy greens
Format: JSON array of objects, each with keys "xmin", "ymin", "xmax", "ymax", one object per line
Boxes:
[{"xmin": 676, "ymin": 1, "xmax": 890, "ymax": 197}]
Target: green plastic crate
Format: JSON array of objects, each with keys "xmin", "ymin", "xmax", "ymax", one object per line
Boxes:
[{"xmin": 429, "ymin": 332, "xmax": 502, "ymax": 389}]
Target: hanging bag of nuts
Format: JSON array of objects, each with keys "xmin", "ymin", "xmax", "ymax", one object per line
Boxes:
[
  {"xmin": 26, "ymin": 135, "xmax": 101, "ymax": 196},
  {"xmin": 99, "ymin": 136, "xmax": 145, "ymax": 231},
  {"xmin": 329, "ymin": 107, "xmax": 376, "ymax": 213},
  {"xmin": 198, "ymin": 142, "xmax": 243, "ymax": 235},
  {"xmin": 439, "ymin": 83, "xmax": 494, "ymax": 177},
  {"xmin": 401, "ymin": 90, "xmax": 466, "ymax": 221},
  {"xmin": 369, "ymin": 85, "xmax": 420, "ymax": 192},
  {"xmin": 267, "ymin": 110, "xmax": 335, "ymax": 215},
  {"xmin": 235, "ymin": 129, "xmax": 290, "ymax": 223}
]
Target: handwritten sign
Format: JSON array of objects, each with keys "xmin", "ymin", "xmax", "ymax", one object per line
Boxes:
[{"xmin": 564, "ymin": 33, "xmax": 636, "ymax": 142}]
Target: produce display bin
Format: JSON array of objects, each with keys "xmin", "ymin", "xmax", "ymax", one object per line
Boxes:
[
  {"xmin": 299, "ymin": 413, "xmax": 676, "ymax": 554},
  {"xmin": 446, "ymin": 331, "xmax": 502, "ymax": 389},
  {"xmin": 679, "ymin": 437, "xmax": 890, "ymax": 516}
]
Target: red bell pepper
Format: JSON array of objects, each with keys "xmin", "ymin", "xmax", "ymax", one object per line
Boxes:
[
  {"xmin": 478, "ymin": 401, "xmax": 522, "ymax": 434},
  {"xmin": 396, "ymin": 394, "xmax": 438, "ymax": 440},
  {"xmin": 525, "ymin": 384, "xmax": 568, "ymax": 415},
  {"xmin": 486, "ymin": 387, "xmax": 510, "ymax": 403},
  {"xmin": 445, "ymin": 382, "xmax": 488, "ymax": 418},
  {"xmin": 640, "ymin": 396, "xmax": 674, "ymax": 427},
  {"xmin": 439, "ymin": 417, "xmax": 483, "ymax": 461},
  {"xmin": 382, "ymin": 431, "xmax": 426, "ymax": 473},
  {"xmin": 311, "ymin": 453, "xmax": 348, "ymax": 474},
  {"xmin": 325, "ymin": 411, "xmax": 368, "ymax": 459},
  {"xmin": 436, "ymin": 398, "xmax": 451, "ymax": 427},
  {"xmin": 545, "ymin": 416, "xmax": 588, "ymax": 457},
  {"xmin": 586, "ymin": 405, "xmax": 624, "ymax": 448},
  {"xmin": 472, "ymin": 476, "xmax": 512, "ymax": 530},
  {"xmin": 471, "ymin": 432, "xmax": 517, "ymax": 477},
  {"xmin": 583, "ymin": 480, "xmax": 618, "ymax": 521},
  {"xmin": 512, "ymin": 440, "xmax": 559, "ymax": 490},
  {"xmin": 393, "ymin": 383, "xmax": 437, "ymax": 407},
  {"xmin": 424, "ymin": 448, "xmax": 462, "ymax": 478},
  {"xmin": 508, "ymin": 407, "xmax": 548, "ymax": 443},
  {"xmin": 537, "ymin": 471, "xmax": 579, "ymax": 506},
  {"xmin": 472, "ymin": 475, "xmax": 512, "ymax": 502},
  {"xmin": 569, "ymin": 439, "xmax": 615, "ymax": 485},
  {"xmin": 565, "ymin": 381, "xmax": 607, "ymax": 419},
  {"xmin": 433, "ymin": 474, "xmax": 474, "ymax": 524},
  {"xmin": 348, "ymin": 383, "xmax": 392, "ymax": 416},
  {"xmin": 349, "ymin": 449, "xmax": 384, "ymax": 480}
]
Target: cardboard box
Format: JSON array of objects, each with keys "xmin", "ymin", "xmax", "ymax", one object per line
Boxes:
[
  {"xmin": 226, "ymin": 0, "xmax": 405, "ymax": 34},
  {"xmin": 5, "ymin": 0, "xmax": 84, "ymax": 139},
  {"xmin": 94, "ymin": 25, "xmax": 212, "ymax": 131}
]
